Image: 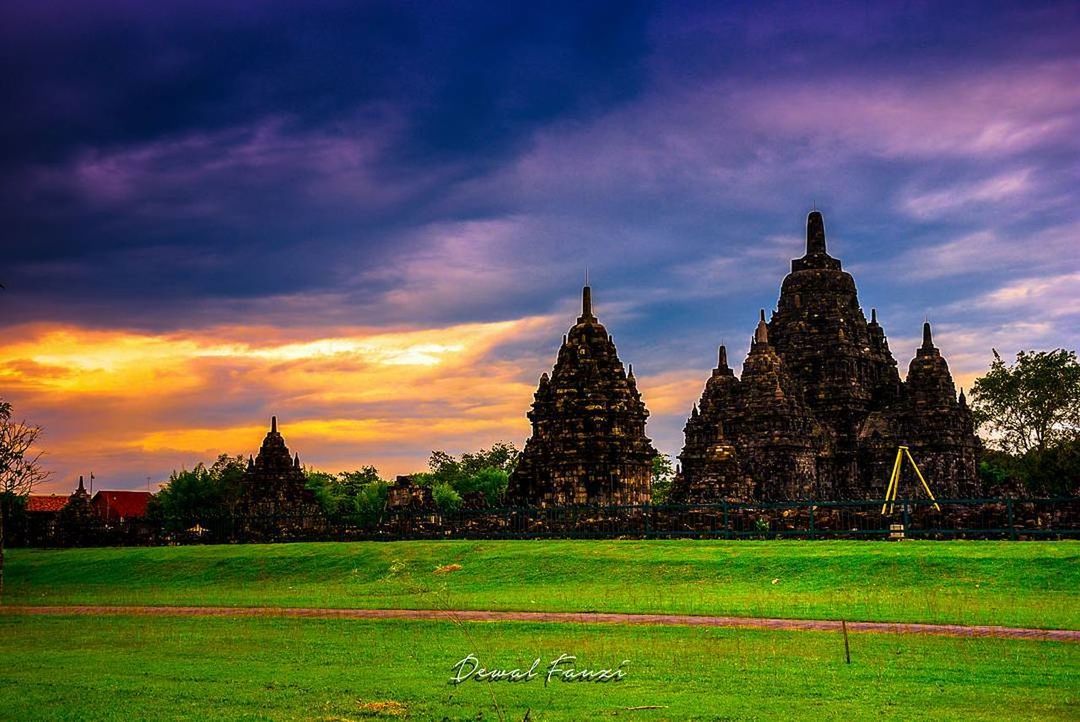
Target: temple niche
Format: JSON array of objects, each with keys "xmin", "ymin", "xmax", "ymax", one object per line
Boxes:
[
  {"xmin": 239, "ymin": 416, "xmax": 323, "ymax": 528},
  {"xmin": 673, "ymin": 210, "xmax": 981, "ymax": 503},
  {"xmin": 507, "ymin": 286, "xmax": 657, "ymax": 507}
]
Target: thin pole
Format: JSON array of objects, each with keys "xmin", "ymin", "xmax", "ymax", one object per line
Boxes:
[
  {"xmin": 882, "ymin": 448, "xmax": 903, "ymax": 514},
  {"xmin": 842, "ymin": 620, "xmax": 851, "ymax": 664},
  {"xmin": 904, "ymin": 447, "xmax": 941, "ymax": 511}
]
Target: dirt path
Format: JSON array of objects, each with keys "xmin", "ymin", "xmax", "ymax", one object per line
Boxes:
[{"xmin": 2, "ymin": 604, "xmax": 1076, "ymax": 641}]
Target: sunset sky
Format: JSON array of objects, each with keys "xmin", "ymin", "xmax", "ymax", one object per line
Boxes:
[{"xmin": 2, "ymin": 1, "xmax": 1078, "ymax": 493}]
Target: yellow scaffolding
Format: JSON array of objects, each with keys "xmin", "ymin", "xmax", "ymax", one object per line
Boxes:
[{"xmin": 881, "ymin": 446, "xmax": 941, "ymax": 515}]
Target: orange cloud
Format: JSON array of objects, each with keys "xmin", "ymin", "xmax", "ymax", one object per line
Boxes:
[{"xmin": 0, "ymin": 317, "xmax": 559, "ymax": 492}]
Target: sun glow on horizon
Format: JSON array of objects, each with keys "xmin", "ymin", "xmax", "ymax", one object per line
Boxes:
[{"xmin": 3, "ymin": 317, "xmax": 563, "ymax": 491}]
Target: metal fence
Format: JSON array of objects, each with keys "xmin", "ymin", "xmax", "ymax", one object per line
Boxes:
[
  {"xmin": 11, "ymin": 497, "xmax": 1067, "ymax": 546},
  {"xmin": 359, "ymin": 497, "xmax": 1079, "ymax": 541}
]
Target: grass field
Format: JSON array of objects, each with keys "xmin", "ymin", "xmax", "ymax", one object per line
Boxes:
[
  {"xmin": 1, "ymin": 614, "xmax": 1076, "ymax": 720},
  {"xmin": 5, "ymin": 540, "xmax": 1079, "ymax": 629}
]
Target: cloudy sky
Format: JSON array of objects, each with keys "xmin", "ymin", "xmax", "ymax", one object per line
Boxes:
[{"xmin": 2, "ymin": 1, "xmax": 1078, "ymax": 493}]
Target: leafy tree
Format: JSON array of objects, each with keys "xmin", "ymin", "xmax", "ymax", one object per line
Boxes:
[
  {"xmin": 353, "ymin": 479, "xmax": 390, "ymax": 527},
  {"xmin": 424, "ymin": 442, "xmax": 519, "ymax": 504},
  {"xmin": 339, "ymin": 466, "xmax": 383, "ymax": 496},
  {"xmin": 303, "ymin": 469, "xmax": 341, "ymax": 515},
  {"xmin": 208, "ymin": 454, "xmax": 247, "ymax": 512},
  {"xmin": 303, "ymin": 466, "xmax": 389, "ymax": 526},
  {"xmin": 150, "ymin": 454, "xmax": 246, "ymax": 531},
  {"xmin": 651, "ymin": 453, "xmax": 676, "ymax": 504},
  {"xmin": 970, "ymin": 349, "xmax": 1080, "ymax": 455},
  {"xmin": 0, "ymin": 401, "xmax": 50, "ymax": 594},
  {"xmin": 970, "ymin": 349, "xmax": 1080, "ymax": 496},
  {"xmin": 432, "ymin": 482, "xmax": 462, "ymax": 512},
  {"xmin": 459, "ymin": 467, "xmax": 509, "ymax": 505}
]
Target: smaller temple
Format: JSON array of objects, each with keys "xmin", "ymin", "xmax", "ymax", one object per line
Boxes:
[
  {"xmin": 507, "ymin": 285, "xmax": 657, "ymax": 507},
  {"xmin": 239, "ymin": 416, "xmax": 322, "ymax": 527},
  {"xmin": 386, "ymin": 475, "xmax": 435, "ymax": 510}
]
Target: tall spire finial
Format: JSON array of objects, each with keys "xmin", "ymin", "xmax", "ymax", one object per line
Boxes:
[
  {"xmin": 870, "ymin": 308, "xmax": 878, "ymax": 324},
  {"xmin": 579, "ymin": 284, "xmax": 595, "ymax": 322},
  {"xmin": 294, "ymin": 452, "xmax": 300, "ymax": 468},
  {"xmin": 754, "ymin": 310, "xmax": 769, "ymax": 345},
  {"xmin": 271, "ymin": 415, "xmax": 278, "ymax": 433},
  {"xmin": 718, "ymin": 344, "xmax": 728, "ymax": 369},
  {"xmin": 77, "ymin": 475, "xmax": 85, "ymax": 493},
  {"xmin": 806, "ymin": 210, "xmax": 826, "ymax": 255},
  {"xmin": 922, "ymin": 321, "xmax": 934, "ymax": 349}
]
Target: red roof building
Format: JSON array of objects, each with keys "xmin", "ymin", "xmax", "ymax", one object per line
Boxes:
[
  {"xmin": 26, "ymin": 495, "xmax": 70, "ymax": 514},
  {"xmin": 91, "ymin": 490, "xmax": 153, "ymax": 523}
]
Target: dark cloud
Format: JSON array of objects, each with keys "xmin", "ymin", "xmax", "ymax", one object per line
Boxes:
[{"xmin": 0, "ymin": 0, "xmax": 1077, "ymax": 353}]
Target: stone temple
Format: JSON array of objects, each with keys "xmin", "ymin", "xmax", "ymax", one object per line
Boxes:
[
  {"xmin": 507, "ymin": 286, "xmax": 657, "ymax": 507},
  {"xmin": 240, "ymin": 416, "xmax": 322, "ymax": 521},
  {"xmin": 672, "ymin": 211, "xmax": 981, "ymax": 502}
]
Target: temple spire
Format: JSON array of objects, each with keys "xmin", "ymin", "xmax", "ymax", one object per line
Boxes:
[
  {"xmin": 718, "ymin": 344, "xmax": 728, "ymax": 369},
  {"xmin": 754, "ymin": 309, "xmax": 769, "ymax": 345},
  {"xmin": 271, "ymin": 415, "xmax": 278, "ymax": 433},
  {"xmin": 806, "ymin": 210, "xmax": 826, "ymax": 255},
  {"xmin": 293, "ymin": 452, "xmax": 300, "ymax": 468},
  {"xmin": 922, "ymin": 321, "xmax": 934, "ymax": 349},
  {"xmin": 578, "ymin": 285, "xmax": 595, "ymax": 322},
  {"xmin": 870, "ymin": 308, "xmax": 878, "ymax": 324},
  {"xmin": 77, "ymin": 475, "xmax": 85, "ymax": 493}
]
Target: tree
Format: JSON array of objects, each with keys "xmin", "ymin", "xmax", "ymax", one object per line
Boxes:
[
  {"xmin": 303, "ymin": 466, "xmax": 389, "ymax": 526},
  {"xmin": 651, "ymin": 453, "xmax": 675, "ymax": 504},
  {"xmin": 970, "ymin": 349, "xmax": 1080, "ymax": 495},
  {"xmin": 423, "ymin": 442, "xmax": 519, "ymax": 504},
  {"xmin": 432, "ymin": 482, "xmax": 462, "ymax": 512},
  {"xmin": 149, "ymin": 454, "xmax": 246, "ymax": 533},
  {"xmin": 970, "ymin": 349, "xmax": 1080, "ymax": 455},
  {"xmin": 0, "ymin": 401, "xmax": 50, "ymax": 594}
]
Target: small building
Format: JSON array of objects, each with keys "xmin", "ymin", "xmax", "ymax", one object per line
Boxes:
[
  {"xmin": 23, "ymin": 493, "xmax": 71, "ymax": 545},
  {"xmin": 91, "ymin": 490, "xmax": 153, "ymax": 524},
  {"xmin": 26, "ymin": 494, "xmax": 70, "ymax": 515}
]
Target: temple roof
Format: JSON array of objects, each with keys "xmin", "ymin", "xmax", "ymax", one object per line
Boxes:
[{"xmin": 252, "ymin": 416, "xmax": 302, "ymax": 472}]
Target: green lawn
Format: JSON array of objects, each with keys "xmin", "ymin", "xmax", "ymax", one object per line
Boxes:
[
  {"xmin": 0, "ymin": 614, "xmax": 1076, "ymax": 720},
  {"xmin": 5, "ymin": 540, "xmax": 1078, "ymax": 629}
]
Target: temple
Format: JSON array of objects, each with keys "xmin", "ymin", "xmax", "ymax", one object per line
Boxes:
[
  {"xmin": 507, "ymin": 285, "xmax": 657, "ymax": 506},
  {"xmin": 239, "ymin": 416, "xmax": 322, "ymax": 523},
  {"xmin": 673, "ymin": 210, "xmax": 981, "ymax": 502}
]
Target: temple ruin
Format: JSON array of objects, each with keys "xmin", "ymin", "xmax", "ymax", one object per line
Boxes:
[
  {"xmin": 673, "ymin": 210, "xmax": 981, "ymax": 502},
  {"xmin": 239, "ymin": 416, "xmax": 322, "ymax": 523},
  {"xmin": 507, "ymin": 286, "xmax": 657, "ymax": 506}
]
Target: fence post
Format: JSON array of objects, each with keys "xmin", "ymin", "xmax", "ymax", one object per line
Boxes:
[
  {"xmin": 1007, "ymin": 498, "xmax": 1016, "ymax": 541},
  {"xmin": 722, "ymin": 500, "xmax": 729, "ymax": 540},
  {"xmin": 809, "ymin": 503, "xmax": 816, "ymax": 540}
]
